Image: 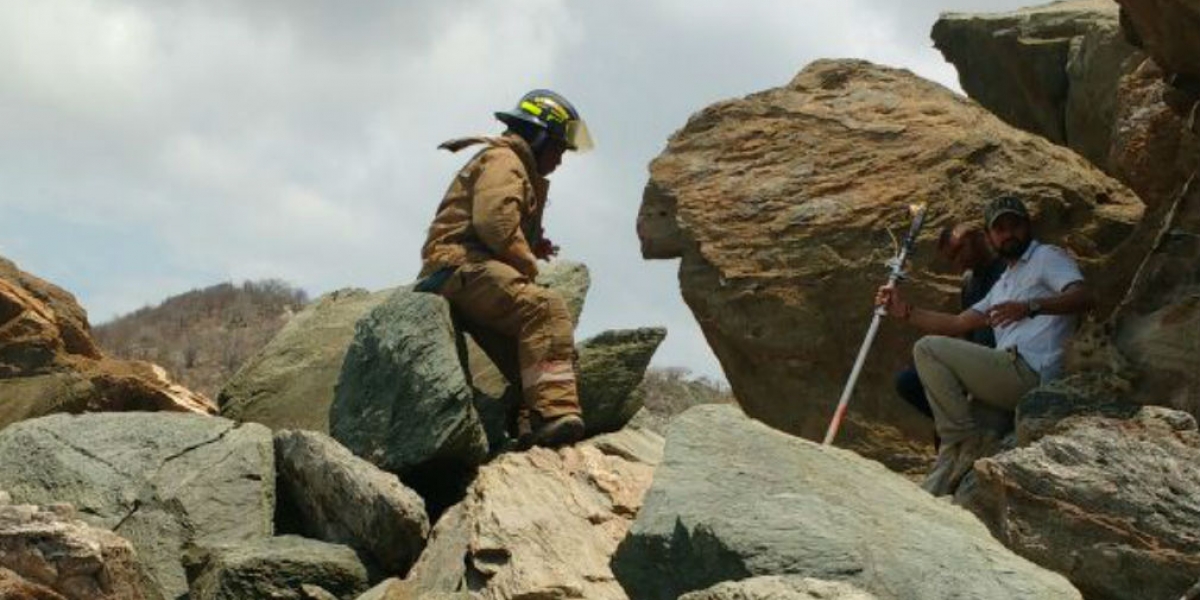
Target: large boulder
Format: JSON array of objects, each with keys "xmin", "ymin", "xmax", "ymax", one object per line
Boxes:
[
  {"xmin": 0, "ymin": 258, "xmax": 214, "ymax": 429},
  {"xmin": 1106, "ymin": 46, "xmax": 1200, "ymax": 419},
  {"xmin": 275, "ymin": 430, "xmax": 429, "ymax": 575},
  {"xmin": 185, "ymin": 536, "xmax": 369, "ymax": 600},
  {"xmin": 931, "ymin": 0, "xmax": 1143, "ymax": 170},
  {"xmin": 0, "ymin": 413, "xmax": 275, "ymax": 599},
  {"xmin": 1115, "ymin": 0, "xmax": 1200, "ymax": 80},
  {"xmin": 330, "ymin": 288, "xmax": 488, "ymax": 476},
  {"xmin": 382, "ymin": 427, "xmax": 663, "ymax": 600},
  {"xmin": 0, "ymin": 498, "xmax": 161, "ymax": 600},
  {"xmin": 219, "ymin": 288, "xmax": 393, "ymax": 433},
  {"xmin": 678, "ymin": 577, "xmax": 878, "ymax": 600},
  {"xmin": 960, "ymin": 405, "xmax": 1200, "ymax": 600},
  {"xmin": 636, "ymin": 59, "xmax": 1142, "ymax": 447},
  {"xmin": 611, "ymin": 405, "xmax": 1081, "ymax": 600}
]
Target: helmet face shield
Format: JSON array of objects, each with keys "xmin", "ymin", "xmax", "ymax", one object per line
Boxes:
[{"xmin": 565, "ymin": 118, "xmax": 593, "ymax": 153}]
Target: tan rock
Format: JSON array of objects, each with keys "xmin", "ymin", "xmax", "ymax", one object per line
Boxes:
[
  {"xmin": 1108, "ymin": 58, "xmax": 1200, "ymax": 210},
  {"xmin": 932, "ymin": 0, "xmax": 1143, "ymax": 170},
  {"xmin": 679, "ymin": 576, "xmax": 879, "ymax": 600},
  {"xmin": 394, "ymin": 428, "xmax": 662, "ymax": 599},
  {"xmin": 0, "ymin": 567, "xmax": 68, "ymax": 600},
  {"xmin": 0, "ymin": 501, "xmax": 160, "ymax": 600},
  {"xmin": 1107, "ymin": 58, "xmax": 1200, "ymax": 419},
  {"xmin": 637, "ymin": 59, "xmax": 1142, "ymax": 449},
  {"xmin": 0, "ymin": 256, "xmax": 215, "ymax": 429},
  {"xmin": 1116, "ymin": 0, "xmax": 1200, "ymax": 80},
  {"xmin": 0, "ymin": 257, "xmax": 100, "ymax": 364}
]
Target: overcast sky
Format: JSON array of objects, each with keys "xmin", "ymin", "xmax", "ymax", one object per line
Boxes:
[{"xmin": 0, "ymin": 0, "xmax": 1034, "ymax": 380}]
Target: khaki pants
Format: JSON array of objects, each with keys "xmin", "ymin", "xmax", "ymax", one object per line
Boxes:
[
  {"xmin": 440, "ymin": 260, "xmax": 581, "ymax": 420},
  {"xmin": 912, "ymin": 335, "xmax": 1039, "ymax": 445}
]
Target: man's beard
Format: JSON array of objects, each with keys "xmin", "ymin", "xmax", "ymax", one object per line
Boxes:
[{"xmin": 997, "ymin": 237, "xmax": 1032, "ymax": 259}]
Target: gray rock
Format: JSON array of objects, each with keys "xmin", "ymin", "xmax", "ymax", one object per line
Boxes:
[
  {"xmin": 0, "ymin": 500, "xmax": 163, "ymax": 600},
  {"xmin": 679, "ymin": 576, "xmax": 878, "ymax": 600},
  {"xmin": 0, "ymin": 413, "xmax": 275, "ymax": 600},
  {"xmin": 274, "ymin": 430, "xmax": 429, "ymax": 575},
  {"xmin": 185, "ymin": 536, "xmax": 368, "ymax": 600},
  {"xmin": 220, "ymin": 288, "xmax": 393, "ymax": 433},
  {"xmin": 536, "ymin": 259, "xmax": 591, "ymax": 326},
  {"xmin": 330, "ymin": 288, "xmax": 487, "ymax": 476},
  {"xmin": 962, "ymin": 406, "xmax": 1200, "ymax": 600},
  {"xmin": 1014, "ymin": 373, "xmax": 1140, "ymax": 445},
  {"xmin": 578, "ymin": 328, "xmax": 667, "ymax": 435},
  {"xmin": 932, "ymin": 0, "xmax": 1143, "ymax": 169},
  {"xmin": 611, "ymin": 405, "xmax": 1081, "ymax": 600},
  {"xmin": 588, "ymin": 425, "xmax": 665, "ymax": 466}
]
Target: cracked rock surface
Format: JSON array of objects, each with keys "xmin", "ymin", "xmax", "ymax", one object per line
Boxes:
[
  {"xmin": 611, "ymin": 405, "xmax": 1081, "ymax": 600},
  {"xmin": 0, "ymin": 412, "xmax": 275, "ymax": 600},
  {"xmin": 962, "ymin": 406, "xmax": 1200, "ymax": 600}
]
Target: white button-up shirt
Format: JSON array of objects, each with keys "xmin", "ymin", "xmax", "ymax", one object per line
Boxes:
[{"xmin": 970, "ymin": 241, "xmax": 1084, "ymax": 382}]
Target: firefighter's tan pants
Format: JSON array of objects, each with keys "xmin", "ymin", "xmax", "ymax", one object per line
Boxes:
[{"xmin": 440, "ymin": 260, "xmax": 581, "ymax": 420}]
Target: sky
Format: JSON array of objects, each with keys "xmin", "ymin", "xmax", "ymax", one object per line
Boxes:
[{"xmin": 0, "ymin": 0, "xmax": 1035, "ymax": 380}]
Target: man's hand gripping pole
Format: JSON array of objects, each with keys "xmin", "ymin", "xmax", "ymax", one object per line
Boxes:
[{"xmin": 822, "ymin": 202, "xmax": 929, "ymax": 446}]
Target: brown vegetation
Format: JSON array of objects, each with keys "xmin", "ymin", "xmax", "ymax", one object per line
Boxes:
[
  {"xmin": 635, "ymin": 366, "xmax": 735, "ymax": 431},
  {"xmin": 93, "ymin": 280, "xmax": 308, "ymax": 398}
]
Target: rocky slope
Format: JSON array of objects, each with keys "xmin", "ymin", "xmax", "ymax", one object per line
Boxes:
[{"xmin": 934, "ymin": 0, "xmax": 1200, "ymax": 418}]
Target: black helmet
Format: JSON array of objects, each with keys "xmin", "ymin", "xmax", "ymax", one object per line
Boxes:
[{"xmin": 495, "ymin": 89, "xmax": 593, "ymax": 152}]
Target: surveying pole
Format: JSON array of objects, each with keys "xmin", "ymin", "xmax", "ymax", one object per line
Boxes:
[{"xmin": 822, "ymin": 202, "xmax": 929, "ymax": 446}]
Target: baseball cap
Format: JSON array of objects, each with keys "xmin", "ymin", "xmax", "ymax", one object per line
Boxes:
[{"xmin": 984, "ymin": 196, "xmax": 1030, "ymax": 228}]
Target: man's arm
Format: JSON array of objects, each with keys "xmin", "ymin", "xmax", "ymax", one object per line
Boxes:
[
  {"xmin": 471, "ymin": 150, "xmax": 539, "ymax": 278},
  {"xmin": 876, "ymin": 284, "xmax": 988, "ymax": 336},
  {"xmin": 986, "ymin": 281, "xmax": 1092, "ymax": 327}
]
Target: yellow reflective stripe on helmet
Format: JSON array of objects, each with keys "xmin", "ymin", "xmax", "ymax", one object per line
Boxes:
[{"xmin": 520, "ymin": 101, "xmax": 544, "ymax": 117}]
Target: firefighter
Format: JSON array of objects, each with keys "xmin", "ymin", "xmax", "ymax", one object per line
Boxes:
[{"xmin": 417, "ymin": 89, "xmax": 594, "ymax": 447}]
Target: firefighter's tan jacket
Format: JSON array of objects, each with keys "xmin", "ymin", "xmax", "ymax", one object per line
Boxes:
[{"xmin": 420, "ymin": 133, "xmax": 548, "ymax": 280}]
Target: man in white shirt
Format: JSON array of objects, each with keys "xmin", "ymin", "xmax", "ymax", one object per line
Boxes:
[{"xmin": 875, "ymin": 196, "xmax": 1094, "ymax": 496}]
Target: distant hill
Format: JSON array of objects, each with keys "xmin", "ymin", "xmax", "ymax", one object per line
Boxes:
[
  {"xmin": 93, "ymin": 280, "xmax": 308, "ymax": 398},
  {"xmin": 634, "ymin": 366, "xmax": 735, "ymax": 431},
  {"xmin": 92, "ymin": 279, "xmax": 733, "ymax": 419}
]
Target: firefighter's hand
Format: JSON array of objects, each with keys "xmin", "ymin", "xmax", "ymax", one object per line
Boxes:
[
  {"xmin": 875, "ymin": 284, "xmax": 911, "ymax": 320},
  {"xmin": 532, "ymin": 238, "xmax": 560, "ymax": 260},
  {"xmin": 987, "ymin": 301, "xmax": 1029, "ymax": 328}
]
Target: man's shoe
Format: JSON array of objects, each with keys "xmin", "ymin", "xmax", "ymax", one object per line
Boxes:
[
  {"xmin": 921, "ymin": 440, "xmax": 960, "ymax": 497},
  {"xmin": 531, "ymin": 414, "xmax": 585, "ymax": 448},
  {"xmin": 946, "ymin": 431, "xmax": 1000, "ymax": 493}
]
